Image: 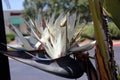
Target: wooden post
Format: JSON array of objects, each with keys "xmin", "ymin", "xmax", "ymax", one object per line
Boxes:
[{"xmin": 0, "ymin": 0, "xmax": 11, "ymax": 80}]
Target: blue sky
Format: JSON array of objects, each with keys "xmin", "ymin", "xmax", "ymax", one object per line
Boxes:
[{"xmin": 2, "ymin": 0, "xmax": 24, "ymax": 10}]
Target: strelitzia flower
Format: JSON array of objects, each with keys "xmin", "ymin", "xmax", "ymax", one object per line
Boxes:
[
  {"xmin": 9, "ymin": 12, "xmax": 96, "ymax": 59},
  {"xmin": 1, "ymin": 12, "xmax": 96, "ymax": 79}
]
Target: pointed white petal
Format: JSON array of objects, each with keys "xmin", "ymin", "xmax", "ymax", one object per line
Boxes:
[
  {"xmin": 10, "ymin": 24, "xmax": 34, "ymax": 50},
  {"xmin": 70, "ymin": 41, "xmax": 96, "ymax": 52}
]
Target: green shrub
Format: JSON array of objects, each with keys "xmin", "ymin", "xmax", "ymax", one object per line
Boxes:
[
  {"xmin": 118, "ymin": 75, "xmax": 120, "ymax": 80},
  {"xmin": 80, "ymin": 22, "xmax": 120, "ymax": 40},
  {"xmin": 108, "ymin": 22, "xmax": 120, "ymax": 39},
  {"xmin": 6, "ymin": 34, "xmax": 15, "ymax": 43},
  {"xmin": 80, "ymin": 23, "xmax": 95, "ymax": 40}
]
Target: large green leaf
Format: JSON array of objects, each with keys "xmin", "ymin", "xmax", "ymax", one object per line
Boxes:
[
  {"xmin": 103, "ymin": 0, "xmax": 120, "ymax": 30},
  {"xmin": 88, "ymin": 0, "xmax": 117, "ymax": 80}
]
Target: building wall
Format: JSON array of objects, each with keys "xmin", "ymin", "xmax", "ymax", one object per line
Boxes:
[{"xmin": 3, "ymin": 10, "xmax": 27, "ymax": 34}]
